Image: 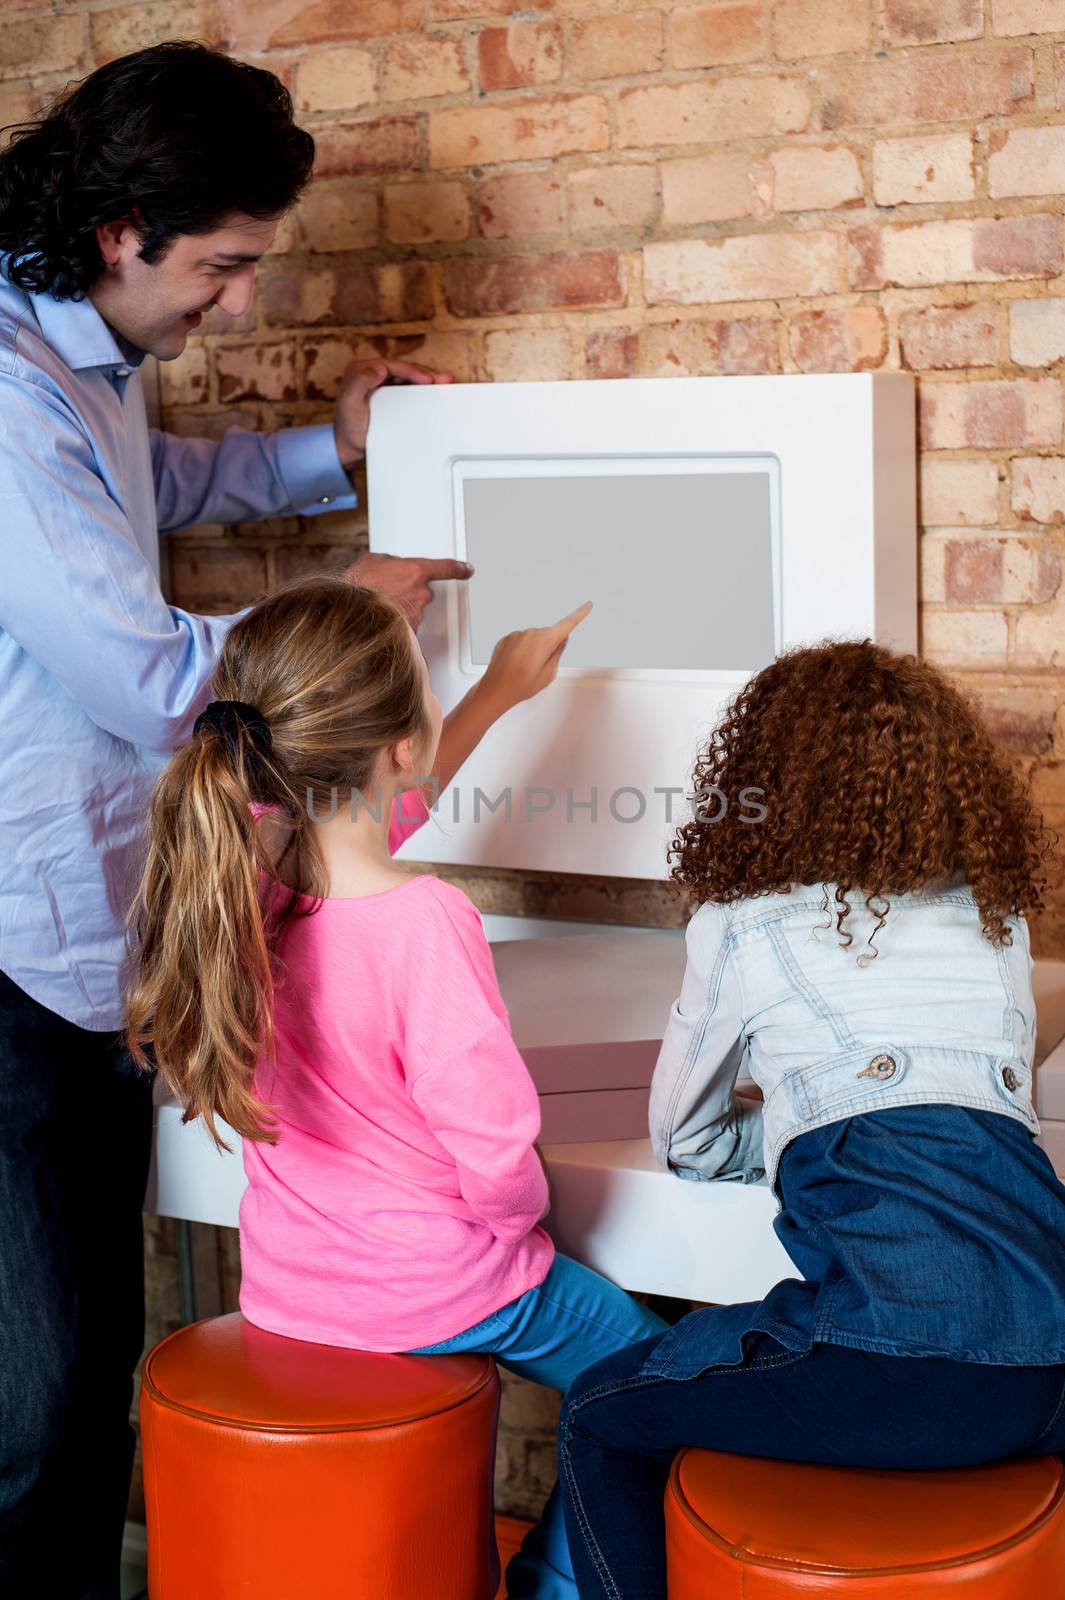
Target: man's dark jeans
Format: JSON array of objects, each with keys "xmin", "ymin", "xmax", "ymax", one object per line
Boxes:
[
  {"xmin": 0, "ymin": 966, "xmax": 154, "ymax": 1599},
  {"xmin": 559, "ymin": 1328, "xmax": 1065, "ymax": 1599}
]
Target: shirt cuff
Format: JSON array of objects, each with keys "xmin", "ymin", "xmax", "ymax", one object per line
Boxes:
[{"xmin": 274, "ymin": 424, "xmax": 359, "ymax": 516}]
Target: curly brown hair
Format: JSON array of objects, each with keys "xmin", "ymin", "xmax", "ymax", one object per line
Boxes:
[{"xmin": 668, "ymin": 637, "xmax": 1056, "ymax": 960}]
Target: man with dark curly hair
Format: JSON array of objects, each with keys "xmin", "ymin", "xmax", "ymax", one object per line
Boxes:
[{"xmin": 0, "ymin": 41, "xmax": 469, "ymax": 1599}]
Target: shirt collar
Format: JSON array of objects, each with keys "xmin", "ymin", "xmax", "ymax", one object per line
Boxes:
[{"xmin": 30, "ymin": 285, "xmax": 147, "ymax": 374}]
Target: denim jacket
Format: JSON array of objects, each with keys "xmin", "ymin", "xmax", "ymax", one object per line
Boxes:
[{"xmin": 649, "ymin": 871, "xmax": 1040, "ymax": 1194}]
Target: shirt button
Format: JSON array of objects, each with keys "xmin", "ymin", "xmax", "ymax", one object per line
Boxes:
[
  {"xmin": 319, "ymin": 495, "xmax": 331, "ymax": 504},
  {"xmin": 1002, "ymin": 1066, "xmax": 1022, "ymax": 1091}
]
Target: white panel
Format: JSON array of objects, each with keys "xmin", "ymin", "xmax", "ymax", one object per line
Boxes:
[{"xmin": 367, "ymin": 372, "xmax": 917, "ymax": 879}]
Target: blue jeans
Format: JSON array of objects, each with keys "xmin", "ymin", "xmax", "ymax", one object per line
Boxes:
[
  {"xmin": 409, "ymin": 1252, "xmax": 668, "ymax": 1599},
  {"xmin": 557, "ymin": 1325, "xmax": 1065, "ymax": 1599},
  {"xmin": 0, "ymin": 966, "xmax": 154, "ymax": 1600}
]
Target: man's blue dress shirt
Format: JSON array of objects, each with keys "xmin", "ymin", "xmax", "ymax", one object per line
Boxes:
[{"xmin": 0, "ymin": 274, "xmax": 357, "ymax": 1030}]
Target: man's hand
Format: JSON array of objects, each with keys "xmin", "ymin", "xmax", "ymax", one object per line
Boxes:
[
  {"xmin": 344, "ymin": 551, "xmax": 473, "ymax": 631},
  {"xmin": 333, "ymin": 357, "xmax": 454, "ymax": 468}
]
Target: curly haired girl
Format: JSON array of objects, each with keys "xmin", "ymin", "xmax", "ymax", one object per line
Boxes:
[{"xmin": 557, "ymin": 637, "xmax": 1065, "ymax": 1600}]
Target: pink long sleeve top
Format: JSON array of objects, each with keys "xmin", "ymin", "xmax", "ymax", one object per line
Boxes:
[{"xmin": 237, "ymin": 794, "xmax": 555, "ymax": 1351}]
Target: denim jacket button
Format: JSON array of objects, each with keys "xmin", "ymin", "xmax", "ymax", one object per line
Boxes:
[
  {"xmin": 858, "ymin": 1053, "xmax": 897, "ymax": 1081},
  {"xmin": 1002, "ymin": 1066, "xmax": 1022, "ymax": 1091}
]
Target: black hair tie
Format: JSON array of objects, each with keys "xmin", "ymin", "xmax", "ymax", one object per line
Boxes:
[{"xmin": 193, "ymin": 699, "xmax": 274, "ymax": 761}]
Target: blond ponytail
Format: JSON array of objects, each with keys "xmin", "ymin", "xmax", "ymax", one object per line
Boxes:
[
  {"xmin": 123, "ymin": 574, "xmax": 431, "ymax": 1153},
  {"xmin": 124, "ymin": 714, "xmax": 285, "ymax": 1152}
]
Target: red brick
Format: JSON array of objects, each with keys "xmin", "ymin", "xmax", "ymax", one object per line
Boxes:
[
  {"xmin": 568, "ymin": 12, "xmax": 664, "ymax": 80},
  {"xmin": 445, "ymin": 251, "xmax": 624, "ymax": 316},
  {"xmin": 821, "ymin": 49, "xmax": 1033, "ymax": 130},
  {"xmin": 333, "ymin": 263, "xmax": 436, "ymax": 325},
  {"xmin": 618, "ymin": 76, "xmax": 809, "ymax": 147},
  {"xmin": 246, "ymin": 0, "xmax": 421, "ymax": 49},
  {"xmin": 169, "ymin": 546, "xmax": 268, "ymax": 612},
  {"xmin": 91, "ymin": 1, "xmax": 220, "ymax": 65},
  {"xmin": 585, "ymin": 328, "xmax": 639, "ymax": 379},
  {"xmin": 294, "ymin": 45, "xmax": 376, "ymax": 113},
  {"xmin": 848, "ymin": 216, "xmax": 1061, "ymax": 290},
  {"xmin": 381, "ymin": 35, "xmax": 471, "ymax": 101},
  {"xmin": 989, "ymin": 125, "xmax": 1065, "ymax": 199},
  {"xmin": 789, "ymin": 307, "xmax": 887, "ymax": 372},
  {"xmin": 567, "ymin": 164, "xmax": 658, "ymax": 232},
  {"xmin": 943, "ymin": 538, "xmax": 1002, "ymax": 603},
  {"xmin": 313, "ymin": 117, "xmax": 420, "ymax": 178},
  {"xmin": 899, "ymin": 303, "xmax": 1000, "ymax": 370},
  {"xmin": 942, "ymin": 536, "xmax": 1061, "ymax": 604},
  {"xmin": 430, "ymin": 95, "xmax": 608, "ymax": 168},
  {"xmin": 297, "ymin": 182, "xmax": 379, "ymax": 253},
  {"xmin": 636, "ymin": 317, "xmax": 781, "ymax": 375},
  {"xmin": 993, "ymin": 0, "xmax": 1065, "ymax": 33},
  {"xmin": 474, "ymin": 172, "xmax": 564, "ymax": 239},
  {"xmin": 483, "ymin": 326, "xmax": 575, "ymax": 381},
  {"xmin": 385, "ymin": 180, "xmax": 469, "ymax": 243},
  {"xmin": 478, "ymin": 21, "xmax": 562, "ymax": 89},
  {"xmin": 920, "ymin": 457, "xmax": 1000, "ymax": 525},
  {"xmin": 1017, "ymin": 612, "xmax": 1065, "ymax": 673},
  {"xmin": 0, "ymin": 13, "xmax": 84, "ymax": 74},
  {"xmin": 883, "ymin": 0, "xmax": 983, "ymax": 44},
  {"xmin": 974, "ymin": 216, "xmax": 1063, "ymax": 277},
  {"xmin": 261, "ymin": 268, "xmax": 338, "ymax": 327},
  {"xmin": 1010, "ymin": 298, "xmax": 1065, "ymax": 367},
  {"xmin": 1013, "ymin": 457, "xmax": 1065, "ymax": 523},
  {"xmin": 872, "ymin": 133, "xmax": 975, "ymax": 205},
  {"xmin": 715, "ymin": 318, "xmax": 781, "ymax": 373},
  {"xmin": 644, "ymin": 231, "xmax": 839, "ymax": 306},
  {"xmin": 922, "ymin": 611, "xmax": 1008, "ymax": 664},
  {"xmin": 773, "ymin": 0, "xmax": 871, "ymax": 57},
  {"xmin": 215, "ymin": 343, "xmax": 298, "ymax": 402},
  {"xmin": 968, "ymin": 689, "xmax": 1055, "ymax": 754},
  {"xmin": 661, "ymin": 152, "xmax": 768, "ymax": 224},
  {"xmin": 919, "ymin": 378, "xmax": 1062, "ymax": 449},
  {"xmin": 670, "ymin": 3, "xmax": 766, "ymax": 67},
  {"xmin": 770, "ymin": 143, "xmax": 863, "ymax": 211}
]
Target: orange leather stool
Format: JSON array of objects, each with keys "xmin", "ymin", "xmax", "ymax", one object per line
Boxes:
[
  {"xmin": 665, "ymin": 1449, "xmax": 1065, "ymax": 1596},
  {"xmin": 140, "ymin": 1312, "xmax": 501, "ymax": 1599}
]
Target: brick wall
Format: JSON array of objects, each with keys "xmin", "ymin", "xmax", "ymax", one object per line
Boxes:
[
  {"xmin": 8, "ymin": 0, "xmax": 1065, "ymax": 1530},
  {"xmin": 151, "ymin": 0, "xmax": 1065, "ymax": 952},
  {"xmin": 5, "ymin": 2, "xmax": 1065, "ymax": 936}
]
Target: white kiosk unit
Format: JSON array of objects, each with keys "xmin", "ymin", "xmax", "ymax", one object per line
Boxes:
[{"xmin": 366, "ymin": 373, "xmax": 918, "ymax": 880}]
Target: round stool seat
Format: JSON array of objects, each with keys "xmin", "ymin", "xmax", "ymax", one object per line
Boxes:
[
  {"xmin": 666, "ymin": 1449, "xmax": 1065, "ymax": 1596},
  {"xmin": 140, "ymin": 1312, "xmax": 501, "ymax": 1600}
]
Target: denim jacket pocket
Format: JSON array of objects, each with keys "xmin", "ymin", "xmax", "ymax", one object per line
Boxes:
[
  {"xmin": 762, "ymin": 1041, "xmax": 911, "ymax": 1141},
  {"xmin": 761, "ymin": 1042, "xmax": 1039, "ymax": 1190}
]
